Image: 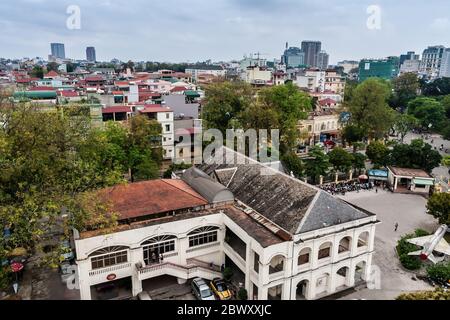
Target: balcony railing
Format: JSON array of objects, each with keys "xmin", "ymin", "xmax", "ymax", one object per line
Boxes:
[{"xmin": 88, "ymin": 262, "xmax": 131, "ymax": 276}]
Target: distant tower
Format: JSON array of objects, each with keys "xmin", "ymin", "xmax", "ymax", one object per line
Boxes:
[
  {"xmin": 286, "ymin": 42, "xmax": 288, "ymax": 49},
  {"xmin": 86, "ymin": 47, "xmax": 96, "ymax": 62}
]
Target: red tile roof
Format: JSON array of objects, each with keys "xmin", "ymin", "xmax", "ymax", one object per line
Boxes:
[
  {"xmin": 44, "ymin": 70, "xmax": 59, "ymax": 78},
  {"xmin": 85, "ymin": 76, "xmax": 104, "ymax": 82},
  {"xmin": 139, "ymin": 104, "xmax": 172, "ymax": 113},
  {"xmin": 59, "ymin": 90, "xmax": 79, "ymax": 97},
  {"xmin": 97, "ymin": 179, "xmax": 208, "ymax": 220},
  {"xmin": 170, "ymin": 86, "xmax": 187, "ymax": 93},
  {"xmin": 102, "ymin": 106, "xmax": 132, "ymax": 114}
]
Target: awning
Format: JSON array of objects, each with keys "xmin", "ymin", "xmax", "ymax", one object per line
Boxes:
[{"xmin": 412, "ymin": 178, "xmax": 434, "ymax": 186}]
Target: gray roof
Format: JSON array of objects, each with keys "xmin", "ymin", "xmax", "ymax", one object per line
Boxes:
[
  {"xmin": 181, "ymin": 167, "xmax": 234, "ymax": 204},
  {"xmin": 298, "ymin": 192, "xmax": 370, "ymax": 233},
  {"xmin": 197, "ymin": 147, "xmax": 372, "ymax": 235}
]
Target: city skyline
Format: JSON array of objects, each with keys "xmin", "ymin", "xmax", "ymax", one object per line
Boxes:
[{"xmin": 0, "ymin": 1, "xmax": 450, "ymax": 63}]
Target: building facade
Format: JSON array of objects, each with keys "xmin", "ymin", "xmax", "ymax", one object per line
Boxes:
[
  {"xmin": 439, "ymin": 48, "xmax": 450, "ymax": 78},
  {"xmin": 301, "ymin": 41, "xmax": 322, "ymax": 68},
  {"xmin": 51, "ymin": 43, "xmax": 66, "ymax": 59},
  {"xmin": 86, "ymin": 47, "xmax": 96, "ymax": 62},
  {"xmin": 317, "ymin": 51, "xmax": 329, "ymax": 70},
  {"xmin": 74, "ymin": 149, "xmax": 378, "ymax": 300},
  {"xmin": 282, "ymin": 47, "xmax": 305, "ymax": 69},
  {"xmin": 420, "ymin": 46, "xmax": 446, "ymax": 79},
  {"xmin": 358, "ymin": 57, "xmax": 399, "ymax": 82}
]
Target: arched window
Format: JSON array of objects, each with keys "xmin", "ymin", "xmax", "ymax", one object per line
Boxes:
[
  {"xmin": 89, "ymin": 246, "xmax": 129, "ymax": 270},
  {"xmin": 269, "ymin": 255, "xmax": 285, "ymax": 274},
  {"xmin": 318, "ymin": 242, "xmax": 332, "ymax": 260},
  {"xmin": 357, "ymin": 232, "xmax": 369, "ymax": 248},
  {"xmin": 338, "ymin": 236, "xmax": 352, "ymax": 253},
  {"xmin": 298, "ymin": 247, "xmax": 311, "ymax": 266},
  {"xmin": 141, "ymin": 235, "xmax": 176, "ymax": 265},
  {"xmin": 188, "ymin": 226, "xmax": 219, "ymax": 248}
]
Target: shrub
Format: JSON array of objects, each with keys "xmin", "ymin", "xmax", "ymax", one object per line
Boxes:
[
  {"xmin": 396, "ymin": 288, "xmax": 450, "ymax": 300},
  {"xmin": 222, "ymin": 267, "xmax": 233, "ymax": 281},
  {"xmin": 426, "ymin": 262, "xmax": 450, "ymax": 285},
  {"xmin": 237, "ymin": 288, "xmax": 248, "ymax": 300},
  {"xmin": 396, "ymin": 231, "xmax": 426, "ymax": 270},
  {"xmin": 0, "ymin": 267, "xmax": 12, "ymax": 291}
]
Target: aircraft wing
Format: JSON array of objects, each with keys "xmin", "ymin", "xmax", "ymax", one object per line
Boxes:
[
  {"xmin": 406, "ymin": 235, "xmax": 434, "ymax": 247},
  {"xmin": 434, "ymin": 238, "xmax": 450, "ymax": 255}
]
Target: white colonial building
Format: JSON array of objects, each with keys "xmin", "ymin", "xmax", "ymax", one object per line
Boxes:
[{"xmin": 73, "ymin": 148, "xmax": 379, "ymax": 300}]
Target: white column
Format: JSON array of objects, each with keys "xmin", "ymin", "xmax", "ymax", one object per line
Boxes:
[
  {"xmin": 244, "ymin": 242, "xmax": 251, "ymax": 294},
  {"xmin": 178, "ymin": 236, "xmax": 188, "ymax": 265},
  {"xmin": 258, "ymin": 285, "xmax": 268, "ymax": 300},
  {"xmin": 130, "ymin": 248, "xmax": 143, "ymax": 296},
  {"xmin": 77, "ymin": 260, "xmax": 91, "ymax": 300}
]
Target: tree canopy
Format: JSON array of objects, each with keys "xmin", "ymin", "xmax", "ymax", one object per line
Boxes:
[
  {"xmin": 345, "ymin": 78, "xmax": 395, "ymax": 140},
  {"xmin": 426, "ymin": 193, "xmax": 450, "ymax": 225}
]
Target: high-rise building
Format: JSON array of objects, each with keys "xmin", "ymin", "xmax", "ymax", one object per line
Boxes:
[
  {"xmin": 301, "ymin": 41, "xmax": 321, "ymax": 68},
  {"xmin": 317, "ymin": 51, "xmax": 329, "ymax": 70},
  {"xmin": 439, "ymin": 48, "xmax": 450, "ymax": 78},
  {"xmin": 86, "ymin": 47, "xmax": 96, "ymax": 62},
  {"xmin": 282, "ymin": 46, "xmax": 305, "ymax": 68},
  {"xmin": 420, "ymin": 46, "xmax": 445, "ymax": 79},
  {"xmin": 358, "ymin": 56, "xmax": 400, "ymax": 82},
  {"xmin": 50, "ymin": 43, "xmax": 65, "ymax": 59}
]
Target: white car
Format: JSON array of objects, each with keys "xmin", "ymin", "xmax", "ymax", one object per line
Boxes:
[{"xmin": 191, "ymin": 278, "xmax": 215, "ymax": 300}]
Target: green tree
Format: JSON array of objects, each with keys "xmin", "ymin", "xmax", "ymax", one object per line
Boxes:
[
  {"xmin": 202, "ymin": 81, "xmax": 253, "ymax": 134},
  {"xmin": 46, "ymin": 62, "xmax": 59, "ymax": 72},
  {"xmin": 341, "ymin": 124, "xmax": 365, "ymax": 152},
  {"xmin": 305, "ymin": 146, "xmax": 329, "ymax": 184},
  {"xmin": 426, "ymin": 193, "xmax": 450, "ymax": 225},
  {"xmin": 426, "ymin": 262, "xmax": 450, "ymax": 285},
  {"xmin": 366, "ymin": 141, "xmax": 389, "ymax": 168},
  {"xmin": 351, "ymin": 153, "xmax": 367, "ymax": 172},
  {"xmin": 389, "ymin": 139, "xmax": 442, "ymax": 173},
  {"xmin": 390, "ymin": 72, "xmax": 419, "ymax": 111},
  {"xmin": 346, "ymin": 78, "xmax": 395, "ymax": 140},
  {"xmin": 407, "ymin": 97, "xmax": 445, "ymax": 130},
  {"xmin": 393, "ymin": 113, "xmax": 418, "ymax": 142},
  {"xmin": 328, "ymin": 147, "xmax": 353, "ymax": 173},
  {"xmin": 422, "ymin": 77, "xmax": 450, "ymax": 96},
  {"xmin": 30, "ymin": 66, "xmax": 44, "ymax": 79},
  {"xmin": 281, "ymin": 152, "xmax": 304, "ymax": 178}
]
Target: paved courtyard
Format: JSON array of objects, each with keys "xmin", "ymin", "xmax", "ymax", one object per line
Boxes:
[{"xmin": 336, "ymin": 189, "xmax": 439, "ymax": 300}]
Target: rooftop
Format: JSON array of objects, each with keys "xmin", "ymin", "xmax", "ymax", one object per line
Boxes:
[
  {"xmin": 97, "ymin": 179, "xmax": 208, "ymax": 221},
  {"xmin": 387, "ymin": 166, "xmax": 432, "ymax": 178}
]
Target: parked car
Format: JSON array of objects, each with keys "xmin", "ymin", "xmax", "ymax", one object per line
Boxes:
[
  {"xmin": 137, "ymin": 291, "xmax": 152, "ymax": 300},
  {"xmin": 191, "ymin": 278, "xmax": 215, "ymax": 300},
  {"xmin": 210, "ymin": 278, "xmax": 232, "ymax": 300}
]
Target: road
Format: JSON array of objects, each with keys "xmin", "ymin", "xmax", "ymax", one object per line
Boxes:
[{"xmin": 336, "ymin": 189, "xmax": 439, "ymax": 300}]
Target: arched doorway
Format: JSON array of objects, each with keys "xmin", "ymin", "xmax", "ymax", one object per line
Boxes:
[
  {"xmin": 296, "ymin": 280, "xmax": 309, "ymax": 300},
  {"xmin": 354, "ymin": 261, "xmax": 367, "ymax": 284},
  {"xmin": 335, "ymin": 266, "xmax": 350, "ymax": 289}
]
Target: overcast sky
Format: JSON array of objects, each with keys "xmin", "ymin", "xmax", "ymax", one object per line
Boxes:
[{"xmin": 0, "ymin": 0, "xmax": 449, "ymax": 64}]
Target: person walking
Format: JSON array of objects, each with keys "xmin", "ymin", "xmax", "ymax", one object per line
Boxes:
[
  {"xmin": 151, "ymin": 251, "xmax": 157, "ymax": 264},
  {"xmin": 159, "ymin": 253, "xmax": 164, "ymax": 263},
  {"xmin": 394, "ymin": 222, "xmax": 399, "ymax": 232}
]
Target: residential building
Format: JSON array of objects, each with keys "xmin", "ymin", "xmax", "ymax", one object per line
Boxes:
[
  {"xmin": 301, "ymin": 41, "xmax": 321, "ymax": 68},
  {"xmin": 317, "ymin": 51, "xmax": 329, "ymax": 70},
  {"xmin": 337, "ymin": 61, "xmax": 359, "ymax": 74},
  {"xmin": 439, "ymin": 48, "xmax": 450, "ymax": 78},
  {"xmin": 358, "ymin": 57, "xmax": 399, "ymax": 82},
  {"xmin": 86, "ymin": 47, "xmax": 96, "ymax": 62},
  {"xmin": 297, "ymin": 110, "xmax": 341, "ymax": 146},
  {"xmin": 243, "ymin": 66, "xmax": 272, "ymax": 85},
  {"xmin": 419, "ymin": 46, "xmax": 446, "ymax": 79},
  {"xmin": 73, "ymin": 148, "xmax": 378, "ymax": 300},
  {"xmin": 399, "ymin": 60, "xmax": 421, "ymax": 74},
  {"xmin": 240, "ymin": 56, "xmax": 267, "ymax": 70},
  {"xmin": 50, "ymin": 43, "xmax": 65, "ymax": 59},
  {"xmin": 185, "ymin": 67, "xmax": 226, "ymax": 82},
  {"xmin": 294, "ymin": 69, "xmax": 325, "ymax": 93},
  {"xmin": 324, "ymin": 69, "xmax": 345, "ymax": 95},
  {"xmin": 399, "ymin": 51, "xmax": 420, "ymax": 66}
]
